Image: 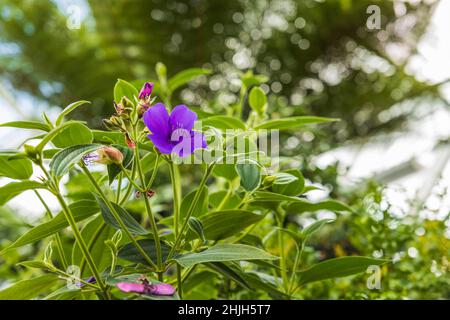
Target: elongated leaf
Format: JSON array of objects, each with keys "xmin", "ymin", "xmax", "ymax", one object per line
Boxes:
[
  {"xmin": 168, "ymin": 68, "xmax": 211, "ymax": 93},
  {"xmin": 187, "ymin": 210, "xmax": 264, "ymax": 241},
  {"xmin": 114, "ymin": 79, "xmax": 139, "ymax": 102},
  {"xmin": 52, "ymin": 122, "xmax": 93, "ymax": 148},
  {"xmin": 254, "ymin": 116, "xmax": 338, "ymax": 130},
  {"xmin": 0, "ymin": 153, "xmax": 33, "ymax": 179},
  {"xmin": 188, "ymin": 217, "xmax": 206, "ymax": 242},
  {"xmin": 174, "ymin": 244, "xmax": 277, "ymax": 268},
  {"xmin": 286, "ymin": 199, "xmax": 353, "ymax": 214},
  {"xmin": 298, "ymin": 256, "xmax": 389, "ymax": 286},
  {"xmin": 50, "ymin": 144, "xmax": 102, "ymax": 177},
  {"xmin": 118, "ymin": 239, "xmax": 171, "ymax": 264},
  {"xmin": 0, "ymin": 180, "xmax": 46, "ymax": 206},
  {"xmin": 55, "ymin": 100, "xmax": 90, "ymax": 126},
  {"xmin": 251, "ymin": 191, "xmax": 305, "ymax": 203},
  {"xmin": 0, "ymin": 274, "xmax": 60, "ymax": 300},
  {"xmin": 95, "ymin": 194, "xmax": 149, "ymax": 235},
  {"xmin": 302, "ymin": 219, "xmax": 335, "ymax": 239},
  {"xmin": 252, "ymin": 192, "xmax": 352, "ymax": 214},
  {"xmin": 0, "ymin": 121, "xmax": 50, "ymax": 131},
  {"xmin": 1, "ymin": 200, "xmax": 99, "ymax": 253},
  {"xmin": 205, "ymin": 262, "xmax": 250, "ymax": 289},
  {"xmin": 201, "ymin": 116, "xmax": 246, "ymax": 130}
]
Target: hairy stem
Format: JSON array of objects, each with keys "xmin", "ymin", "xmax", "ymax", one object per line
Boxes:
[{"xmin": 134, "ymin": 145, "xmax": 163, "ymax": 280}]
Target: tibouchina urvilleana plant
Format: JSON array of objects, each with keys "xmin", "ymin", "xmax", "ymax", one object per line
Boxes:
[{"xmin": 0, "ymin": 64, "xmax": 388, "ymax": 300}]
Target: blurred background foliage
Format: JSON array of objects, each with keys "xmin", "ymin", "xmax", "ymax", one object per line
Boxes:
[{"xmin": 0, "ymin": 0, "xmax": 449, "ymax": 299}]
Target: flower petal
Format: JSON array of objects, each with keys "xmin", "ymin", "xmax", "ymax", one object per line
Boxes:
[
  {"xmin": 143, "ymin": 103, "xmax": 170, "ymax": 137},
  {"xmin": 148, "ymin": 283, "xmax": 176, "ymax": 296},
  {"xmin": 169, "ymin": 104, "xmax": 197, "ymax": 132},
  {"xmin": 191, "ymin": 131, "xmax": 207, "ymax": 150},
  {"xmin": 117, "ymin": 282, "xmax": 147, "ymax": 293},
  {"xmin": 148, "ymin": 134, "xmax": 174, "ymax": 154}
]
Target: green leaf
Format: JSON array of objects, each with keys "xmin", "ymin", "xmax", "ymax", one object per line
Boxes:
[
  {"xmin": 118, "ymin": 239, "xmax": 171, "ymax": 264},
  {"xmin": 114, "ymin": 79, "xmax": 139, "ymax": 102},
  {"xmin": 206, "ymin": 262, "xmax": 250, "ymax": 289},
  {"xmin": 1, "ymin": 200, "xmax": 99, "ymax": 253},
  {"xmin": 209, "ymin": 190, "xmax": 241, "ymax": 210},
  {"xmin": 236, "ymin": 160, "xmax": 261, "ymax": 191},
  {"xmin": 188, "ymin": 209, "xmax": 264, "ymax": 241},
  {"xmin": 17, "ymin": 260, "xmax": 51, "ymax": 270},
  {"xmin": 251, "ymin": 191, "xmax": 305, "ymax": 203},
  {"xmin": 0, "ymin": 121, "xmax": 50, "ymax": 131},
  {"xmin": 92, "ymin": 130, "xmax": 126, "ymax": 145},
  {"xmin": 0, "ymin": 180, "xmax": 46, "ymax": 206},
  {"xmin": 298, "ymin": 256, "xmax": 389, "ymax": 286},
  {"xmin": 55, "ymin": 100, "xmax": 90, "ymax": 126},
  {"xmin": 107, "ymin": 144, "xmax": 134, "ymax": 184},
  {"xmin": 174, "ymin": 244, "xmax": 277, "ymax": 268},
  {"xmin": 36, "ymin": 121, "xmax": 83, "ymax": 151},
  {"xmin": 271, "ymin": 170, "xmax": 304, "ymax": 196},
  {"xmin": 95, "ymin": 194, "xmax": 149, "ymax": 235},
  {"xmin": 286, "ymin": 199, "xmax": 353, "ymax": 214},
  {"xmin": 49, "ymin": 144, "xmax": 102, "ymax": 177},
  {"xmin": 188, "ymin": 217, "xmax": 206, "ymax": 243},
  {"xmin": 301, "ymin": 219, "xmax": 335, "ymax": 239},
  {"xmin": 254, "ymin": 116, "xmax": 338, "ymax": 130},
  {"xmin": 0, "ymin": 274, "xmax": 60, "ymax": 300},
  {"xmin": 248, "ymin": 86, "xmax": 267, "ymax": 115},
  {"xmin": 212, "ymin": 164, "xmax": 238, "ymax": 180},
  {"xmin": 201, "ymin": 116, "xmax": 246, "ymax": 130},
  {"xmin": 168, "ymin": 68, "xmax": 211, "ymax": 93},
  {"xmin": 180, "ymin": 187, "xmax": 209, "ymax": 218},
  {"xmin": 52, "ymin": 122, "xmax": 93, "ymax": 148},
  {"xmin": 0, "ymin": 153, "xmax": 33, "ymax": 179},
  {"xmin": 241, "ymin": 71, "xmax": 269, "ymax": 87},
  {"xmin": 72, "ymin": 215, "xmax": 114, "ymax": 277}
]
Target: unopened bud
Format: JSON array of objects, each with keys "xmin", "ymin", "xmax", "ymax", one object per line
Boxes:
[{"xmin": 96, "ymin": 146, "xmax": 124, "ymax": 165}]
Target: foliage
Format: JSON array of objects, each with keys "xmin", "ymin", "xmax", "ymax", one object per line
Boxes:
[{"xmin": 0, "ymin": 69, "xmax": 389, "ymax": 300}]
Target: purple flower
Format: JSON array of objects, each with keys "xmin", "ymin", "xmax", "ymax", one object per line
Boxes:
[
  {"xmin": 139, "ymin": 82, "xmax": 154, "ymax": 100},
  {"xmin": 143, "ymin": 103, "xmax": 207, "ymax": 157},
  {"xmin": 117, "ymin": 281, "xmax": 176, "ymax": 296}
]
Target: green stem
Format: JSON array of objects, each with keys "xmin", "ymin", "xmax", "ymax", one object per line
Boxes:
[
  {"xmin": 38, "ymin": 163, "xmax": 109, "ymax": 298},
  {"xmin": 120, "ymin": 160, "xmax": 137, "ymax": 204},
  {"xmin": 134, "ymin": 145, "xmax": 163, "ymax": 280},
  {"xmin": 81, "ymin": 164, "xmax": 158, "ymax": 270},
  {"xmin": 168, "ymin": 162, "xmax": 181, "ymax": 238},
  {"xmin": 120, "ymin": 164, "xmax": 144, "ymax": 191},
  {"xmin": 146, "ymin": 153, "xmax": 160, "ymax": 190},
  {"xmin": 167, "ymin": 164, "xmax": 214, "ymax": 260},
  {"xmin": 55, "ymin": 192, "xmax": 109, "ymax": 297},
  {"xmin": 34, "ymin": 190, "xmax": 68, "ymax": 270},
  {"xmin": 176, "ymin": 264, "xmax": 183, "ymax": 299},
  {"xmin": 116, "ymin": 173, "xmax": 123, "ymax": 203},
  {"xmin": 79, "ymin": 223, "xmax": 107, "ymax": 276},
  {"xmin": 275, "ymin": 207, "xmax": 289, "ymax": 294}
]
